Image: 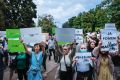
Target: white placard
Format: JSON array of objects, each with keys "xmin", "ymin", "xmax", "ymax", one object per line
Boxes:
[
  {"xmin": 75, "ymin": 52, "xmax": 92, "ymax": 62},
  {"xmin": 42, "ymin": 33, "xmax": 49, "ymax": 40},
  {"xmin": 105, "ymin": 23, "xmax": 117, "ymax": 30},
  {"xmin": 40, "ymin": 34, "xmax": 46, "ymax": 42},
  {"xmin": 20, "ymin": 27, "xmax": 42, "ymax": 34},
  {"xmin": 101, "ymin": 29, "xmax": 118, "ymax": 52},
  {"xmin": 20, "ymin": 27, "xmax": 43, "ymax": 44},
  {"xmin": 75, "ymin": 29, "xmax": 83, "ymax": 43},
  {"xmin": 75, "ymin": 52, "xmax": 92, "ymax": 67}
]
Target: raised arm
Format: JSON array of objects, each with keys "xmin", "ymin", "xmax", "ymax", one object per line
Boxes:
[
  {"xmin": 23, "ymin": 43, "xmax": 31, "ymax": 55},
  {"xmin": 92, "ymin": 41, "xmax": 101, "ymax": 57},
  {"xmin": 70, "ymin": 42, "xmax": 76, "ymax": 59},
  {"xmin": 55, "ymin": 40, "xmax": 63, "ymax": 55}
]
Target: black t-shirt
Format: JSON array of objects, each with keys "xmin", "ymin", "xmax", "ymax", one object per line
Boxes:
[{"xmin": 112, "ymin": 56, "xmax": 120, "ymax": 66}]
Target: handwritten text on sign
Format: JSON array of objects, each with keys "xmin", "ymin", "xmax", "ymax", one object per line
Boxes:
[
  {"xmin": 101, "ymin": 29, "xmax": 118, "ymax": 52},
  {"xmin": 75, "ymin": 29, "xmax": 83, "ymax": 43},
  {"xmin": 75, "ymin": 52, "xmax": 92, "ymax": 62}
]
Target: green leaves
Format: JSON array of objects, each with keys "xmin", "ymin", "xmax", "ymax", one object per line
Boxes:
[
  {"xmin": 38, "ymin": 14, "xmax": 56, "ymax": 34},
  {"xmin": 1, "ymin": 0, "xmax": 37, "ymax": 30},
  {"xmin": 63, "ymin": 0, "xmax": 120, "ymax": 32}
]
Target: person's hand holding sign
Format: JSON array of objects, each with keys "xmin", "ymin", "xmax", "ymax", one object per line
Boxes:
[{"xmin": 90, "ymin": 57, "xmax": 96, "ymax": 61}]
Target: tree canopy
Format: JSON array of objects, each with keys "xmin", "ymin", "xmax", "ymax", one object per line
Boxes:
[
  {"xmin": 38, "ymin": 14, "xmax": 56, "ymax": 34},
  {"xmin": 63, "ymin": 0, "xmax": 120, "ymax": 32},
  {"xmin": 0, "ymin": 0, "xmax": 37, "ymax": 30}
]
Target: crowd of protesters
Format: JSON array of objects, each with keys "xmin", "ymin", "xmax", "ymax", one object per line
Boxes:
[{"xmin": 0, "ymin": 31, "xmax": 120, "ymax": 80}]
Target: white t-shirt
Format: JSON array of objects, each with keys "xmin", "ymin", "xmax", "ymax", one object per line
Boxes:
[
  {"xmin": 60, "ymin": 55, "xmax": 71, "ymax": 71},
  {"xmin": 48, "ymin": 39, "xmax": 55, "ymax": 49}
]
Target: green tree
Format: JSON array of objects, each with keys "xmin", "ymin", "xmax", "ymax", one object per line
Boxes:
[
  {"xmin": 110, "ymin": 0, "xmax": 120, "ymax": 30},
  {"xmin": 0, "ymin": 0, "xmax": 5, "ymax": 30},
  {"xmin": 62, "ymin": 0, "xmax": 112, "ymax": 33},
  {"xmin": 38, "ymin": 14, "xmax": 56, "ymax": 34},
  {"xmin": 2, "ymin": 0, "xmax": 37, "ymax": 30}
]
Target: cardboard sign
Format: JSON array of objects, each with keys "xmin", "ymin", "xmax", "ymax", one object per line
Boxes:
[
  {"xmin": 6, "ymin": 29, "xmax": 20, "ymax": 38},
  {"xmin": 75, "ymin": 29, "xmax": 83, "ymax": 43},
  {"xmin": 8, "ymin": 40, "xmax": 25, "ymax": 53},
  {"xmin": 0, "ymin": 31, "xmax": 6, "ymax": 37},
  {"xmin": 55, "ymin": 28, "xmax": 75, "ymax": 43},
  {"xmin": 101, "ymin": 29, "xmax": 118, "ymax": 52},
  {"xmin": 20, "ymin": 27, "xmax": 43, "ymax": 44}
]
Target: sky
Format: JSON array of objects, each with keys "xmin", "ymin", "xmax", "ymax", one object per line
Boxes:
[{"xmin": 33, "ymin": 0, "xmax": 102, "ymax": 28}]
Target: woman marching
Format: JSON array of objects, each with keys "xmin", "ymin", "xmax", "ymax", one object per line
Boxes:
[
  {"xmin": 55, "ymin": 41, "xmax": 76, "ymax": 80},
  {"xmin": 24, "ymin": 42, "xmax": 45, "ymax": 80},
  {"xmin": 73, "ymin": 43, "xmax": 93, "ymax": 80},
  {"xmin": 92, "ymin": 41, "xmax": 114, "ymax": 80}
]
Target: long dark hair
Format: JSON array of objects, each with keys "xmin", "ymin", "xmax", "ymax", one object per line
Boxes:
[{"xmin": 32, "ymin": 43, "xmax": 42, "ymax": 52}]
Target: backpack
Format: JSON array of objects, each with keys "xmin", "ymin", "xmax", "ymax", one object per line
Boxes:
[{"xmin": 16, "ymin": 53, "xmax": 26, "ymax": 69}]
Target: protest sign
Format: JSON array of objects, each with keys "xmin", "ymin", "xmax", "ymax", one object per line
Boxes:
[
  {"xmin": 57, "ymin": 42, "xmax": 72, "ymax": 45},
  {"xmin": 20, "ymin": 27, "xmax": 42, "ymax": 34},
  {"xmin": 101, "ymin": 29, "xmax": 118, "ymax": 52},
  {"xmin": 20, "ymin": 27, "xmax": 43, "ymax": 44},
  {"xmin": 75, "ymin": 52, "xmax": 92, "ymax": 62},
  {"xmin": 42, "ymin": 33, "xmax": 49, "ymax": 41},
  {"xmin": 105, "ymin": 23, "xmax": 117, "ymax": 30},
  {"xmin": 55, "ymin": 28, "xmax": 75, "ymax": 43},
  {"xmin": 8, "ymin": 40, "xmax": 25, "ymax": 53},
  {"xmin": 21, "ymin": 33, "xmax": 45, "ymax": 44},
  {"xmin": 40, "ymin": 34, "xmax": 46, "ymax": 42},
  {"xmin": 75, "ymin": 52, "xmax": 92, "ymax": 66},
  {"xmin": 0, "ymin": 31, "xmax": 6, "ymax": 37},
  {"xmin": 6, "ymin": 29, "xmax": 20, "ymax": 38},
  {"xmin": 75, "ymin": 29, "xmax": 83, "ymax": 43}
]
